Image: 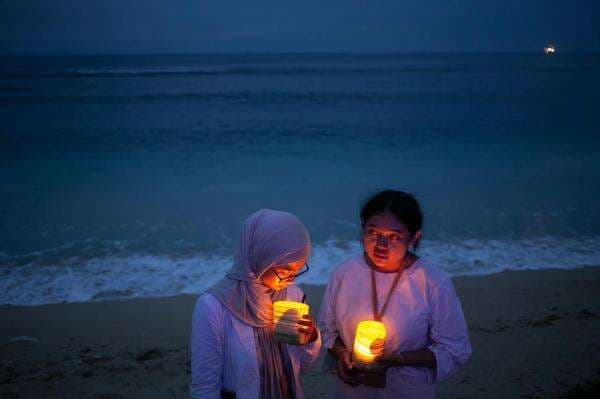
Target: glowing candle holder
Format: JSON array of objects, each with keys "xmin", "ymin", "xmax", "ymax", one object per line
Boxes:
[
  {"xmin": 352, "ymin": 320, "xmax": 387, "ymax": 367},
  {"xmin": 273, "ymin": 301, "xmax": 310, "ymax": 345}
]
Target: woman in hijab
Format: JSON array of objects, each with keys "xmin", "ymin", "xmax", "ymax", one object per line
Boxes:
[{"xmin": 190, "ymin": 209, "xmax": 321, "ymax": 399}]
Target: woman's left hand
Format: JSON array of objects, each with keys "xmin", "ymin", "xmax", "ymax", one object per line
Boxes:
[
  {"xmin": 297, "ymin": 314, "xmax": 319, "ymax": 343},
  {"xmin": 361, "ymin": 352, "xmax": 403, "ymax": 373}
]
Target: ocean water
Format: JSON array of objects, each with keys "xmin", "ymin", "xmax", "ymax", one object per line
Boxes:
[{"xmin": 1, "ymin": 53, "xmax": 600, "ymax": 305}]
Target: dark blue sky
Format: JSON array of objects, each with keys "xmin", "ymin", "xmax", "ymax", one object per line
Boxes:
[{"xmin": 1, "ymin": 0, "xmax": 599, "ymax": 54}]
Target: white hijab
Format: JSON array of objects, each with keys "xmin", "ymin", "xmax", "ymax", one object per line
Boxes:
[{"xmin": 207, "ymin": 209, "xmax": 311, "ymax": 327}]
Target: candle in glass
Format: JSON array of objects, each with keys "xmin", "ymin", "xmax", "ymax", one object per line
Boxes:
[
  {"xmin": 352, "ymin": 320, "xmax": 387, "ymax": 367},
  {"xmin": 273, "ymin": 301, "xmax": 310, "ymax": 345}
]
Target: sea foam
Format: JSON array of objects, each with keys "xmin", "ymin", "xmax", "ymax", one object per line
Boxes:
[{"xmin": 1, "ymin": 236, "xmax": 598, "ymax": 306}]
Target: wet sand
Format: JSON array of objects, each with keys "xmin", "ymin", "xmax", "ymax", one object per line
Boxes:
[{"xmin": 1, "ymin": 266, "xmax": 599, "ymax": 398}]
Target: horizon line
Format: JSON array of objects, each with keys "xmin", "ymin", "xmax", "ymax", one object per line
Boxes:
[{"xmin": 1, "ymin": 50, "xmax": 599, "ymax": 57}]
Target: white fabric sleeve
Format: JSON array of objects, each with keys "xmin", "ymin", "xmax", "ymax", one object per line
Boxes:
[
  {"xmin": 317, "ymin": 272, "xmax": 341, "ymax": 349},
  {"xmin": 288, "ymin": 327, "xmax": 322, "ymax": 372},
  {"xmin": 426, "ymin": 278, "xmax": 472, "ymax": 382},
  {"xmin": 189, "ymin": 294, "xmax": 225, "ymax": 399}
]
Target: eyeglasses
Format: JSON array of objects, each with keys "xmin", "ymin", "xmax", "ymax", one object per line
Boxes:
[{"xmin": 272, "ymin": 264, "xmax": 310, "ymax": 282}]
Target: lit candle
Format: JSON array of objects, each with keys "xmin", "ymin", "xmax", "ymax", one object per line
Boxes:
[
  {"xmin": 273, "ymin": 301, "xmax": 310, "ymax": 345},
  {"xmin": 352, "ymin": 320, "xmax": 387, "ymax": 367}
]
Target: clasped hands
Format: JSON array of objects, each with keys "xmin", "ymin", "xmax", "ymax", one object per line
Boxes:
[{"xmin": 336, "ymin": 350, "xmax": 405, "ymax": 386}]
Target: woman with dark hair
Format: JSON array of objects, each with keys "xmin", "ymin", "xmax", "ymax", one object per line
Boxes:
[
  {"xmin": 319, "ymin": 190, "xmax": 471, "ymax": 398},
  {"xmin": 190, "ymin": 209, "xmax": 321, "ymax": 399}
]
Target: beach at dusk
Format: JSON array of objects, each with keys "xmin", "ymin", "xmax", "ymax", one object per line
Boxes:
[{"xmin": 2, "ymin": 1, "xmax": 600, "ymax": 398}]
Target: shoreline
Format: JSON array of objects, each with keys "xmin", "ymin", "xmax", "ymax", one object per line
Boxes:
[
  {"xmin": 5, "ymin": 235, "xmax": 600, "ymax": 306},
  {"xmin": 2, "ymin": 266, "xmax": 600, "ymax": 398}
]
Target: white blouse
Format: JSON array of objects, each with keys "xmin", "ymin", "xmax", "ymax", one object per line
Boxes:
[
  {"xmin": 318, "ymin": 254, "xmax": 471, "ymax": 398},
  {"xmin": 190, "ymin": 285, "xmax": 321, "ymax": 399}
]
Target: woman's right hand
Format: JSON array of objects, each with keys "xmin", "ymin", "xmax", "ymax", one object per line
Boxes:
[{"xmin": 336, "ymin": 350, "xmax": 361, "ymax": 386}]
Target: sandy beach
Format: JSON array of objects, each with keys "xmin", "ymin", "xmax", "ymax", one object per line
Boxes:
[{"xmin": 1, "ymin": 266, "xmax": 599, "ymax": 399}]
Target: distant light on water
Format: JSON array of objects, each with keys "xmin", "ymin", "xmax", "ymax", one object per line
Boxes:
[{"xmin": 544, "ymin": 44, "xmax": 556, "ymax": 55}]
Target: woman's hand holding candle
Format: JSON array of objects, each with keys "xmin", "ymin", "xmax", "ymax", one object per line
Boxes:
[
  {"xmin": 363, "ymin": 349, "xmax": 436, "ymax": 373},
  {"xmin": 329, "ymin": 336, "xmax": 362, "ymax": 386},
  {"xmin": 297, "ymin": 314, "xmax": 318, "ymax": 343},
  {"xmin": 361, "ymin": 351, "xmax": 406, "ymax": 373},
  {"xmin": 337, "ymin": 350, "xmax": 364, "ymax": 386},
  {"xmin": 273, "ymin": 300, "xmax": 312, "ymax": 345}
]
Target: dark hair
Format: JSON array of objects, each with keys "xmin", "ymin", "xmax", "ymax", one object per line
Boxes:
[{"xmin": 360, "ymin": 189, "xmax": 423, "ymax": 250}]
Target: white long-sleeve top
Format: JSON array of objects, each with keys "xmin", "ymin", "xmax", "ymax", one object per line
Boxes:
[
  {"xmin": 318, "ymin": 254, "xmax": 471, "ymax": 398},
  {"xmin": 190, "ymin": 285, "xmax": 321, "ymax": 399}
]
